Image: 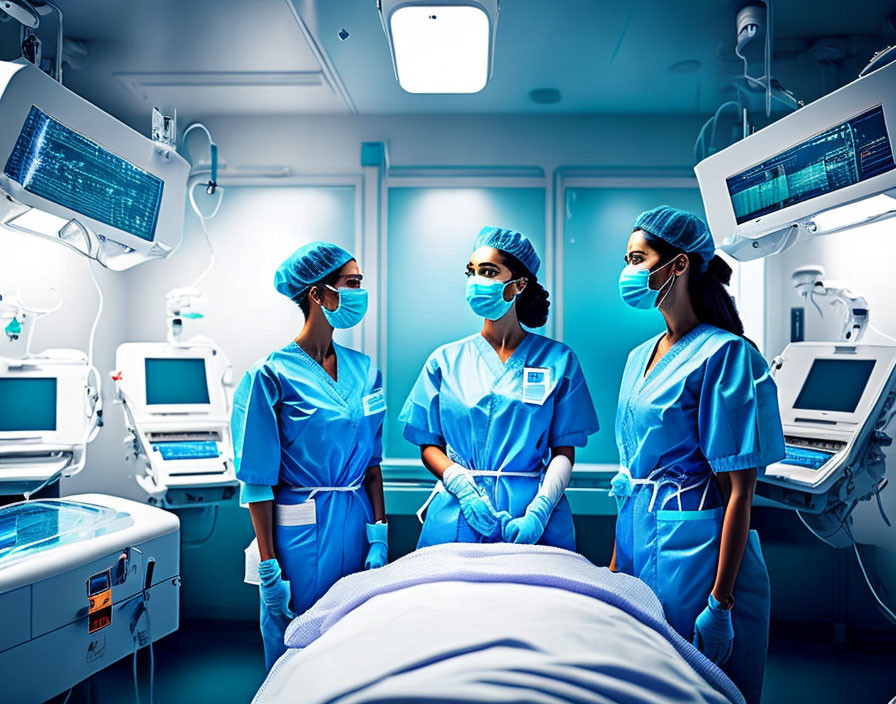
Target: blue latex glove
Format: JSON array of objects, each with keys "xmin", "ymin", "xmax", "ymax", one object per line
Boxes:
[
  {"xmin": 503, "ymin": 494, "xmax": 553, "ymax": 544},
  {"xmin": 258, "ymin": 558, "xmax": 295, "ymax": 623},
  {"xmin": 443, "ymin": 469, "xmax": 509, "ymax": 539},
  {"xmin": 693, "ymin": 594, "xmax": 734, "ymax": 665},
  {"xmin": 365, "ymin": 521, "xmax": 389, "ymax": 569}
]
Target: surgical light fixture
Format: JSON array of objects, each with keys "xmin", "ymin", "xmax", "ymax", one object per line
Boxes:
[{"xmin": 377, "ymin": 1, "xmax": 499, "ymax": 94}]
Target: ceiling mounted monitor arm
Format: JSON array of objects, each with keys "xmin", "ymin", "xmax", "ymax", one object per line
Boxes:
[
  {"xmin": 0, "ymin": 60, "xmax": 190, "ymax": 271},
  {"xmin": 696, "ymin": 55, "xmax": 896, "ymax": 262},
  {"xmin": 6, "ymin": 0, "xmax": 63, "ymax": 83},
  {"xmin": 792, "ymin": 266, "xmax": 870, "ymax": 343},
  {"xmin": 0, "ymin": 0, "xmax": 39, "ymax": 28}
]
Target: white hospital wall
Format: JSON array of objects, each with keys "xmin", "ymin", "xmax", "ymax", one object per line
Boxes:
[
  {"xmin": 188, "ymin": 113, "xmax": 704, "ymax": 173},
  {"xmin": 0, "ymin": 230, "xmax": 136, "ymax": 500},
  {"xmin": 765, "ymin": 219, "xmax": 896, "ymax": 587}
]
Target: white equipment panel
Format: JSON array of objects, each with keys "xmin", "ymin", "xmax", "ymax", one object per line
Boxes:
[
  {"xmin": 757, "ymin": 343, "xmax": 896, "ymax": 545},
  {"xmin": 0, "ymin": 351, "xmax": 98, "ymax": 496},
  {"xmin": 0, "ymin": 494, "xmax": 180, "ymax": 703},
  {"xmin": 114, "ymin": 342, "xmax": 237, "ymax": 507}
]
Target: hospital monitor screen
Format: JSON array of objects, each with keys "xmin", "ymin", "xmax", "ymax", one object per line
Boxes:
[
  {"xmin": 144, "ymin": 358, "xmax": 210, "ymax": 406},
  {"xmin": 3, "ymin": 106, "xmax": 164, "ymax": 242},
  {"xmin": 0, "ymin": 378, "xmax": 57, "ymax": 431},
  {"xmin": 793, "ymin": 358, "xmax": 876, "ymax": 414},
  {"xmin": 726, "ymin": 105, "xmax": 895, "ymax": 224}
]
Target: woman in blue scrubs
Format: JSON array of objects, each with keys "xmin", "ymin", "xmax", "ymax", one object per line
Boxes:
[
  {"xmin": 231, "ymin": 242, "xmax": 388, "ymax": 671},
  {"xmin": 400, "ymin": 227, "xmax": 599, "ymax": 550},
  {"xmin": 610, "ymin": 206, "xmax": 785, "ymax": 703}
]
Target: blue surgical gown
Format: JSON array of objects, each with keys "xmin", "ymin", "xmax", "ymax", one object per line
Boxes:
[
  {"xmin": 400, "ymin": 332, "xmax": 598, "ymax": 550},
  {"xmin": 231, "ymin": 341, "xmax": 384, "ymax": 668},
  {"xmin": 614, "ymin": 323, "xmax": 785, "ymax": 703}
]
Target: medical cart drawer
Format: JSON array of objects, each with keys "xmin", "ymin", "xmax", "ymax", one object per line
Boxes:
[
  {"xmin": 0, "ymin": 575, "xmax": 179, "ymax": 704},
  {"xmin": 31, "ymin": 531, "xmax": 179, "ymax": 638},
  {"xmin": 0, "ymin": 586, "xmax": 30, "ymax": 651}
]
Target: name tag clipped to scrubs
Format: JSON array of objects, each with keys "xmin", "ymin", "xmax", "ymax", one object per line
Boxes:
[
  {"xmin": 523, "ymin": 367, "xmax": 551, "ymax": 405},
  {"xmin": 363, "ymin": 388, "xmax": 387, "ymax": 416}
]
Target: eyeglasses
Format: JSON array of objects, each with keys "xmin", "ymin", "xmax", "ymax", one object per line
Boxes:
[{"xmin": 332, "ymin": 274, "xmax": 363, "ymax": 288}]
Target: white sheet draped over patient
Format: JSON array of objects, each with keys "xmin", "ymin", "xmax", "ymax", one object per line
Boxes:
[{"xmin": 254, "ymin": 543, "xmax": 744, "ymax": 704}]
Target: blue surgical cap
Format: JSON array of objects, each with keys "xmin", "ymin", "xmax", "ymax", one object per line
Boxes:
[
  {"xmin": 633, "ymin": 206, "xmax": 716, "ymax": 268},
  {"xmin": 274, "ymin": 241, "xmax": 354, "ymax": 300},
  {"xmin": 473, "ymin": 226, "xmax": 541, "ymax": 277}
]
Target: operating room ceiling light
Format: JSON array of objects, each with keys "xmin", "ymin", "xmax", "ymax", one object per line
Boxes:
[{"xmin": 378, "ymin": 1, "xmax": 499, "ymax": 94}]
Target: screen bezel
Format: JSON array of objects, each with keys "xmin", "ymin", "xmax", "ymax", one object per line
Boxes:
[
  {"xmin": 694, "ymin": 61, "xmax": 896, "ymax": 250},
  {"xmin": 777, "ymin": 346, "xmax": 895, "ymax": 428},
  {"xmin": 0, "ymin": 60, "xmax": 187, "ymax": 265},
  {"xmin": 0, "ymin": 365, "xmax": 90, "ymax": 444},
  {"xmin": 125, "ymin": 349, "xmax": 215, "ymax": 416}
]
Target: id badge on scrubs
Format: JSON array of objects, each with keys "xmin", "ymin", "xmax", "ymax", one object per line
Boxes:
[
  {"xmin": 523, "ymin": 367, "xmax": 551, "ymax": 405},
  {"xmin": 363, "ymin": 388, "xmax": 387, "ymax": 416}
]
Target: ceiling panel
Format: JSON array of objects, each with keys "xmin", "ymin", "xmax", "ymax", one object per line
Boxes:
[{"xmin": 0, "ymin": 0, "xmax": 893, "ymax": 122}]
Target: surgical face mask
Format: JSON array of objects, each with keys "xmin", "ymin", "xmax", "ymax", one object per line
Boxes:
[
  {"xmin": 465, "ymin": 275, "xmax": 518, "ymax": 321},
  {"xmin": 618, "ymin": 259, "xmax": 676, "ymax": 310},
  {"xmin": 321, "ymin": 285, "xmax": 368, "ymax": 329}
]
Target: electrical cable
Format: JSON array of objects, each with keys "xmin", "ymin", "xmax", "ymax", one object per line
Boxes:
[
  {"xmin": 132, "ymin": 638, "xmax": 141, "ymax": 704},
  {"xmin": 870, "ymin": 324, "xmax": 896, "ymax": 344},
  {"xmin": 850, "ymin": 533, "xmax": 896, "ymax": 626},
  {"xmin": 85, "ymin": 259, "xmax": 104, "ymax": 371},
  {"xmin": 187, "ymin": 181, "xmax": 220, "ymax": 289},
  {"xmin": 181, "ymin": 505, "xmax": 219, "ymax": 548},
  {"xmin": 694, "ymin": 100, "xmax": 742, "ymax": 161},
  {"xmin": 181, "ymin": 122, "xmax": 222, "ymax": 289},
  {"xmin": 797, "ymin": 511, "xmax": 896, "ymax": 626},
  {"xmin": 18, "ymin": 285, "xmax": 63, "ymax": 358}
]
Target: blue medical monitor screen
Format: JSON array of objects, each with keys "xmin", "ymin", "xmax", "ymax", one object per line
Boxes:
[
  {"xmin": 726, "ymin": 105, "xmax": 895, "ymax": 224},
  {"xmin": 793, "ymin": 359, "xmax": 876, "ymax": 414},
  {"xmin": 145, "ymin": 358, "xmax": 210, "ymax": 406},
  {"xmin": 3, "ymin": 106, "xmax": 163, "ymax": 242},
  {"xmin": 0, "ymin": 378, "xmax": 57, "ymax": 431}
]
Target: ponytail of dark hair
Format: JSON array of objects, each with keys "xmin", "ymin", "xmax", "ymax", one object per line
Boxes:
[
  {"xmin": 690, "ymin": 255, "xmax": 744, "ymax": 337},
  {"xmin": 644, "ymin": 234, "xmax": 746, "ymax": 338},
  {"xmin": 498, "ymin": 251, "xmax": 550, "ymax": 329}
]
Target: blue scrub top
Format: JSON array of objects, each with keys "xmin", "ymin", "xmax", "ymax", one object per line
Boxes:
[
  {"xmin": 400, "ymin": 332, "xmax": 599, "ymax": 471},
  {"xmin": 231, "ymin": 341, "xmax": 384, "ymax": 499},
  {"xmin": 616, "ymin": 324, "xmax": 785, "ymax": 497}
]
